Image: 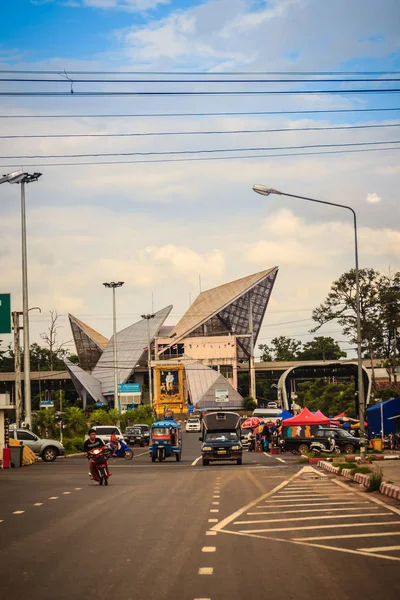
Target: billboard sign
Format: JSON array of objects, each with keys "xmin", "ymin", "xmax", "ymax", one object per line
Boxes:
[
  {"xmin": 0, "ymin": 294, "xmax": 11, "ymax": 334},
  {"xmin": 118, "ymin": 383, "xmax": 141, "ymax": 393},
  {"xmin": 215, "ymin": 389, "xmax": 229, "ymax": 403}
]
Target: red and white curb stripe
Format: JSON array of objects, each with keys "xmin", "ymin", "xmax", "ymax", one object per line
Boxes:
[{"xmin": 318, "ymin": 460, "xmax": 400, "ymax": 501}]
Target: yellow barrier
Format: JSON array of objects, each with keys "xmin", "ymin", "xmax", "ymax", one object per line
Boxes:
[{"xmin": 8, "ymin": 438, "xmax": 38, "ymax": 465}]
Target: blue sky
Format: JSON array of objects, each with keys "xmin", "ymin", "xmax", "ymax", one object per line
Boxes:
[{"xmin": 0, "ymin": 0, "xmax": 399, "ymax": 355}]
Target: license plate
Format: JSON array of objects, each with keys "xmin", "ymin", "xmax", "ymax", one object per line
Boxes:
[{"xmin": 217, "ymin": 450, "xmax": 226, "ymax": 454}]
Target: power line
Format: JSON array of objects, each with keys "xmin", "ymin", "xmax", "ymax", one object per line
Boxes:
[
  {"xmin": 3, "ymin": 122, "xmax": 400, "ymax": 140},
  {"xmin": 3, "ymin": 77, "xmax": 400, "ymax": 83},
  {"xmin": 2, "ymin": 89, "xmax": 400, "ymax": 97},
  {"xmin": 3, "ymin": 139, "xmax": 399, "ymax": 160},
  {"xmin": 1, "ymin": 144, "xmax": 399, "ymax": 168},
  {"xmin": 1, "ymin": 107, "xmax": 399, "ymax": 119},
  {"xmin": 1, "ymin": 69, "xmax": 400, "ymax": 75}
]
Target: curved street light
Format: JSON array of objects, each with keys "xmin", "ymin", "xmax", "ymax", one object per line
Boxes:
[{"xmin": 253, "ymin": 184, "xmax": 366, "ymax": 456}]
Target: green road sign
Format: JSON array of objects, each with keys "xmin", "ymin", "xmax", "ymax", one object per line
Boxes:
[{"xmin": 0, "ymin": 294, "xmax": 11, "ymax": 334}]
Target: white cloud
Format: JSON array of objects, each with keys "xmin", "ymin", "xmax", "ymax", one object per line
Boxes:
[
  {"xmin": 366, "ymin": 192, "xmax": 381, "ymax": 203},
  {"xmin": 65, "ymin": 0, "xmax": 170, "ymax": 10}
]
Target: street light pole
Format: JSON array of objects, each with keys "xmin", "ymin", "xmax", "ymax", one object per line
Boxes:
[
  {"xmin": 0, "ymin": 171, "xmax": 42, "ymax": 429},
  {"xmin": 141, "ymin": 314, "xmax": 155, "ymax": 407},
  {"xmin": 252, "ymin": 184, "xmax": 366, "ymax": 456},
  {"xmin": 103, "ymin": 282, "xmax": 124, "ymax": 412}
]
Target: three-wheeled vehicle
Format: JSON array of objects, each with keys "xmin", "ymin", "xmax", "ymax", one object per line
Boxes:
[{"xmin": 149, "ymin": 416, "xmax": 182, "ymax": 462}]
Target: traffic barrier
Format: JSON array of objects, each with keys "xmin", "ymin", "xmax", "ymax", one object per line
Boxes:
[
  {"xmin": 380, "ymin": 482, "xmax": 400, "ymax": 500},
  {"xmin": 341, "ymin": 468, "xmax": 353, "ymax": 480},
  {"xmin": 354, "ymin": 472, "xmax": 371, "ymax": 487}
]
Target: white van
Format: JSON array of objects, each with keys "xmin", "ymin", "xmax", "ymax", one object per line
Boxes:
[{"xmin": 251, "ymin": 408, "xmax": 281, "ymax": 423}]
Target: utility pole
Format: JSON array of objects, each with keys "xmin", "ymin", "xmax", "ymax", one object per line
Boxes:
[
  {"xmin": 249, "ymin": 293, "xmax": 257, "ymax": 404},
  {"xmin": 141, "ymin": 314, "xmax": 155, "ymax": 407},
  {"xmin": 12, "ymin": 311, "xmax": 23, "ymax": 427},
  {"xmin": 103, "ymin": 282, "xmax": 124, "ymax": 413},
  {"xmin": 59, "ymin": 380, "xmax": 63, "ymax": 445}
]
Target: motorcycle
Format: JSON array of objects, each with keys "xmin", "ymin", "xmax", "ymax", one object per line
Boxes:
[
  {"xmin": 87, "ymin": 447, "xmax": 110, "ymax": 486},
  {"xmin": 310, "ymin": 436, "xmax": 340, "ymax": 455},
  {"xmin": 105, "ymin": 438, "xmax": 133, "ymax": 460}
]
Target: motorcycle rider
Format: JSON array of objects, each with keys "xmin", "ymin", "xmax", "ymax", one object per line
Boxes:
[{"xmin": 83, "ymin": 429, "xmax": 111, "ymax": 479}]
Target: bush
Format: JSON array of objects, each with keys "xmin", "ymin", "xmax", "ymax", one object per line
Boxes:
[
  {"xmin": 350, "ymin": 466, "xmax": 371, "ymax": 476},
  {"xmin": 367, "ymin": 467, "xmax": 383, "ymax": 492},
  {"xmin": 243, "ymin": 396, "xmax": 256, "ymax": 411},
  {"xmin": 333, "ymin": 462, "xmax": 357, "ymax": 473},
  {"xmin": 63, "ymin": 435, "xmax": 85, "ymax": 454}
]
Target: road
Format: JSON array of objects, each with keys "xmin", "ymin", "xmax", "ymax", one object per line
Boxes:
[{"xmin": 1, "ymin": 432, "xmax": 400, "ymax": 600}]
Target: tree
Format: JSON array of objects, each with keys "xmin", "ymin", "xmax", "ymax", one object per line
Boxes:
[
  {"xmin": 0, "ymin": 342, "xmax": 14, "ymax": 372},
  {"xmin": 33, "ymin": 409, "xmax": 56, "ymax": 438},
  {"xmin": 296, "ymin": 380, "xmax": 357, "ymax": 417},
  {"xmin": 63, "ymin": 407, "xmax": 87, "ymax": 435},
  {"xmin": 258, "ymin": 336, "xmax": 302, "ymax": 362},
  {"xmin": 297, "ymin": 336, "xmax": 347, "ymax": 361},
  {"xmin": 40, "ymin": 311, "xmax": 72, "ymax": 371}
]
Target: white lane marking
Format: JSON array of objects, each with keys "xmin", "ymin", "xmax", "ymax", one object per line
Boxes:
[
  {"xmin": 358, "ymin": 545, "xmax": 400, "ymax": 552},
  {"xmin": 294, "ymin": 531, "xmax": 400, "ymax": 541},
  {"xmin": 191, "ymin": 456, "xmax": 202, "ymax": 466},
  {"xmin": 198, "ymin": 568, "xmax": 214, "ymax": 575},
  {"xmin": 0, "ymin": 520, "xmax": 3, "ymax": 523},
  {"xmin": 134, "ymin": 451, "xmax": 148, "ymax": 458},
  {"xmin": 208, "ymin": 519, "xmax": 218, "ymax": 523},
  {"xmin": 48, "ymin": 497, "xmax": 59, "ymax": 500},
  {"xmin": 263, "ymin": 452, "xmax": 286, "ymax": 463},
  {"xmin": 234, "ymin": 512, "xmax": 391, "ymax": 525},
  {"xmin": 33, "ymin": 503, "xmax": 43, "ymax": 506},
  {"xmin": 210, "ymin": 509, "xmax": 219, "ymax": 513},
  {"xmin": 256, "ymin": 502, "xmax": 369, "ymax": 509},
  {"xmin": 202, "ymin": 547, "xmax": 216, "ymax": 552},
  {"xmin": 13, "ymin": 511, "xmax": 24, "ymax": 515},
  {"xmin": 74, "ymin": 488, "xmax": 81, "ymax": 491},
  {"xmin": 238, "ymin": 521, "xmax": 400, "ymax": 534},
  {"xmin": 212, "ymin": 502, "xmax": 220, "ymax": 505},
  {"xmin": 194, "ymin": 598, "xmax": 211, "ymax": 600},
  {"xmin": 277, "ymin": 491, "xmax": 356, "ymax": 496},
  {"xmin": 271, "ymin": 495, "xmax": 357, "ymax": 500},
  {"xmin": 62, "ymin": 492, "xmax": 71, "ymax": 495},
  {"xmin": 213, "ymin": 495, "xmax": 220, "ymax": 499},
  {"xmin": 206, "ymin": 531, "xmax": 217, "ymax": 536},
  {"xmin": 247, "ymin": 507, "xmax": 380, "ymax": 516}
]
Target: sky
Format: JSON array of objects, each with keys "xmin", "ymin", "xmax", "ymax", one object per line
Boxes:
[{"xmin": 0, "ymin": 0, "xmax": 399, "ymax": 359}]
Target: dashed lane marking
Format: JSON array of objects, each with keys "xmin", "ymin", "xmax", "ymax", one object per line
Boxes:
[
  {"xmin": 212, "ymin": 502, "xmax": 220, "ymax": 505},
  {"xmin": 202, "ymin": 547, "xmax": 216, "ymax": 552},
  {"xmin": 191, "ymin": 456, "xmax": 202, "ymax": 466},
  {"xmin": 33, "ymin": 503, "xmax": 43, "ymax": 506},
  {"xmin": 210, "ymin": 509, "xmax": 219, "ymax": 513},
  {"xmin": 206, "ymin": 531, "xmax": 217, "ymax": 536},
  {"xmin": 263, "ymin": 452, "xmax": 286, "ymax": 463},
  {"xmin": 62, "ymin": 492, "xmax": 71, "ymax": 495},
  {"xmin": 13, "ymin": 511, "xmax": 24, "ymax": 515},
  {"xmin": 48, "ymin": 497, "xmax": 59, "ymax": 500},
  {"xmin": 198, "ymin": 568, "xmax": 214, "ymax": 575},
  {"xmin": 74, "ymin": 488, "xmax": 81, "ymax": 490},
  {"xmin": 208, "ymin": 519, "xmax": 218, "ymax": 523}
]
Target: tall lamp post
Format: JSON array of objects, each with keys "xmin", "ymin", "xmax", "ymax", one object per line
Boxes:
[
  {"xmin": 141, "ymin": 314, "xmax": 155, "ymax": 407},
  {"xmin": 103, "ymin": 281, "xmax": 124, "ymax": 412},
  {"xmin": 252, "ymin": 184, "xmax": 366, "ymax": 457},
  {"xmin": 0, "ymin": 170, "xmax": 42, "ymax": 428}
]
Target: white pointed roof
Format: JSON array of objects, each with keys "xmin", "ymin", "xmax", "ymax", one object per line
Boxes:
[
  {"xmin": 185, "ymin": 362, "xmax": 243, "ymax": 409},
  {"xmin": 92, "ymin": 305, "xmax": 172, "ymax": 394}
]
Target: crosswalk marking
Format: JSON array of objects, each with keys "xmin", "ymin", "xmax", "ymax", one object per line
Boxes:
[
  {"xmin": 247, "ymin": 507, "xmax": 379, "ymax": 516},
  {"xmin": 358, "ymin": 545, "xmax": 400, "ymax": 552},
  {"xmin": 256, "ymin": 501, "xmax": 369, "ymax": 509},
  {"xmin": 234, "ymin": 512, "xmax": 391, "ymax": 526},
  {"xmin": 239, "ymin": 521, "xmax": 400, "ymax": 534}
]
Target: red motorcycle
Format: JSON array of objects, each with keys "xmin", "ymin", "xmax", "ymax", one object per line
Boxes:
[{"xmin": 87, "ymin": 447, "xmax": 110, "ymax": 486}]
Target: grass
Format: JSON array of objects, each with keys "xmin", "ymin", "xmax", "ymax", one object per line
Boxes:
[
  {"xmin": 350, "ymin": 466, "xmax": 372, "ymax": 476},
  {"xmin": 332, "ymin": 461, "xmax": 357, "ymax": 473},
  {"xmin": 367, "ymin": 467, "xmax": 383, "ymax": 492}
]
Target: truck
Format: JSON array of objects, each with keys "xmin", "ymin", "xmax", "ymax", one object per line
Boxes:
[
  {"xmin": 200, "ymin": 411, "xmax": 242, "ymax": 466},
  {"xmin": 9, "ymin": 428, "xmax": 65, "ymax": 462}
]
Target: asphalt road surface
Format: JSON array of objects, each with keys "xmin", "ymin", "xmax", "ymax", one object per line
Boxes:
[{"xmin": 1, "ymin": 432, "xmax": 400, "ymax": 600}]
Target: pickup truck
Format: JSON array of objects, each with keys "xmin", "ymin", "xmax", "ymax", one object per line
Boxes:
[
  {"xmin": 124, "ymin": 425, "xmax": 150, "ymax": 446},
  {"xmin": 9, "ymin": 428, "xmax": 65, "ymax": 462}
]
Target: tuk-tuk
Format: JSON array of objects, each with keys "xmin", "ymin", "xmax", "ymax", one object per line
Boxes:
[{"xmin": 149, "ymin": 416, "xmax": 182, "ymax": 462}]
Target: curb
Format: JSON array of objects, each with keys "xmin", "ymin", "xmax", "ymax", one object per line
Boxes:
[{"xmin": 317, "ymin": 460, "xmax": 400, "ymax": 501}]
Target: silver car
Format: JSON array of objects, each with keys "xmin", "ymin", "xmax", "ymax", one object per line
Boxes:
[{"xmin": 9, "ymin": 428, "xmax": 65, "ymax": 462}]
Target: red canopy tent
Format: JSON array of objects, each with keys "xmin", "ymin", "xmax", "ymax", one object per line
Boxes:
[{"xmin": 282, "ymin": 407, "xmax": 330, "ymax": 426}]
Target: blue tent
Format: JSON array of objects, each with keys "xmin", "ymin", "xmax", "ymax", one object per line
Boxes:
[
  {"xmin": 367, "ymin": 397, "xmax": 400, "ymax": 436},
  {"xmin": 278, "ymin": 410, "xmax": 292, "ymax": 421}
]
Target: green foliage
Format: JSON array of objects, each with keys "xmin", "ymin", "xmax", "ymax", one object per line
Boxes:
[
  {"xmin": 259, "ymin": 336, "xmax": 302, "ymax": 362},
  {"xmin": 120, "ymin": 406, "xmax": 154, "ymax": 429},
  {"xmin": 243, "ymin": 396, "xmax": 257, "ymax": 411},
  {"xmin": 32, "ymin": 409, "xmax": 57, "ymax": 438},
  {"xmin": 374, "ymin": 386, "xmax": 400, "ymax": 401},
  {"xmin": 312, "ymin": 268, "xmax": 400, "ymax": 361},
  {"xmin": 296, "ymin": 379, "xmax": 357, "ymax": 417},
  {"xmin": 367, "ymin": 467, "xmax": 383, "ymax": 492},
  {"xmin": 63, "ymin": 407, "xmax": 87, "ymax": 434},
  {"xmin": 297, "ymin": 337, "xmax": 346, "ymax": 361},
  {"xmin": 63, "ymin": 435, "xmax": 85, "ymax": 454},
  {"xmin": 350, "ymin": 466, "xmax": 371, "ymax": 475},
  {"xmin": 90, "ymin": 409, "xmax": 112, "ymax": 425}
]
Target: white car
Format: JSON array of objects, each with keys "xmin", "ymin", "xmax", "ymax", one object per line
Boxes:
[
  {"xmin": 186, "ymin": 418, "xmax": 201, "ymax": 432},
  {"xmin": 84, "ymin": 425, "xmax": 124, "ymax": 444}
]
